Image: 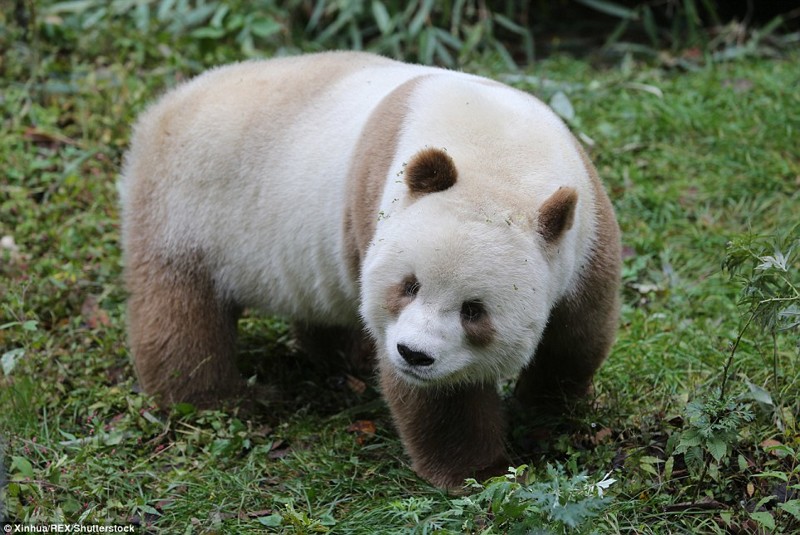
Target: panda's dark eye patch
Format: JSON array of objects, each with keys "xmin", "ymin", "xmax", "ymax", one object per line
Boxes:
[
  {"xmin": 461, "ymin": 300, "xmax": 494, "ymax": 346},
  {"xmin": 404, "ymin": 276, "xmax": 421, "ymax": 297},
  {"xmin": 460, "ymin": 300, "xmax": 485, "ymax": 322},
  {"xmin": 387, "ymin": 275, "xmax": 420, "ymax": 316}
]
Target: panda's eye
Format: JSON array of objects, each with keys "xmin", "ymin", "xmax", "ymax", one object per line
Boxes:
[
  {"xmin": 460, "ymin": 300, "xmax": 485, "ymax": 322},
  {"xmin": 403, "ymin": 276, "xmax": 421, "ymax": 297}
]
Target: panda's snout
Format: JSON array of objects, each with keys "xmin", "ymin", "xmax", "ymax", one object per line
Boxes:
[{"xmin": 397, "ymin": 343, "xmax": 435, "ymax": 367}]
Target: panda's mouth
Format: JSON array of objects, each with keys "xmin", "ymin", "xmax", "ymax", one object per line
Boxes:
[
  {"xmin": 398, "ymin": 366, "xmax": 432, "ymax": 383},
  {"xmin": 397, "ymin": 363, "xmax": 466, "ymax": 386}
]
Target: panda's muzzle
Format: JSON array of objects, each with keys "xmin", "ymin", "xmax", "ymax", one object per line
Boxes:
[{"xmin": 397, "ymin": 343, "xmax": 435, "ymax": 367}]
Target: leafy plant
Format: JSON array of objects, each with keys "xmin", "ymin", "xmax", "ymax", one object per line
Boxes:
[
  {"xmin": 725, "ymin": 227, "xmax": 800, "ymax": 339},
  {"xmin": 669, "ymin": 392, "xmax": 754, "ymax": 499},
  {"xmin": 35, "ymin": 0, "xmax": 534, "ymax": 67},
  {"xmin": 722, "ymin": 227, "xmax": 800, "ymax": 394},
  {"xmin": 576, "ymin": 0, "xmax": 798, "ymax": 65},
  {"xmin": 751, "ymin": 441, "xmax": 800, "ymax": 531},
  {"xmin": 658, "ymin": 226, "xmax": 798, "ymax": 519},
  {"xmin": 425, "ymin": 465, "xmax": 615, "ymax": 534},
  {"xmin": 303, "ymin": 0, "xmax": 534, "ymax": 67},
  {"xmin": 38, "ymin": 0, "xmax": 293, "ymax": 64},
  {"xmin": 575, "ymin": 0, "xmax": 720, "ymax": 50}
]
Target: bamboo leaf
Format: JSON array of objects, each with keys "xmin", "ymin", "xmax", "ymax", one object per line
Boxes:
[
  {"xmin": 371, "ymin": 0, "xmax": 392, "ymax": 34},
  {"xmin": 575, "ymin": 0, "xmax": 638, "ymax": 21}
]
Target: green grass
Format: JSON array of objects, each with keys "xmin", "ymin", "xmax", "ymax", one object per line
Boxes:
[{"xmin": 2, "ymin": 4, "xmax": 799, "ymax": 534}]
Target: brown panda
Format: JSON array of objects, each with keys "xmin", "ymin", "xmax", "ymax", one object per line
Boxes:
[{"xmin": 120, "ymin": 51, "xmax": 621, "ymax": 488}]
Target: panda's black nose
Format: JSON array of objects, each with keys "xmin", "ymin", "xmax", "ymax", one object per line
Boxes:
[{"xmin": 397, "ymin": 344, "xmax": 435, "ymax": 367}]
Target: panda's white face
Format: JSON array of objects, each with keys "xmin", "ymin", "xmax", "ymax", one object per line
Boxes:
[{"xmin": 360, "ymin": 197, "xmax": 554, "ymax": 386}]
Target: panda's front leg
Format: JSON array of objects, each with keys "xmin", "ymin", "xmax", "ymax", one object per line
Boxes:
[
  {"xmin": 514, "ymin": 246, "xmax": 620, "ymax": 411},
  {"xmin": 379, "ymin": 363, "xmax": 509, "ymax": 489}
]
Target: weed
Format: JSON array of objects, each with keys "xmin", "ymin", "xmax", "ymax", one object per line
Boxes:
[
  {"xmin": 455, "ymin": 465, "xmax": 614, "ymax": 534},
  {"xmin": 724, "ymin": 227, "xmax": 800, "ymax": 349},
  {"xmin": 669, "ymin": 392, "xmax": 754, "ymax": 501}
]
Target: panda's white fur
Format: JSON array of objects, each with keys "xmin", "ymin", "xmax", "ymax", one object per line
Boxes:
[
  {"xmin": 121, "ymin": 51, "xmax": 620, "ymax": 488},
  {"xmin": 122, "ymin": 53, "xmax": 416, "ymax": 324}
]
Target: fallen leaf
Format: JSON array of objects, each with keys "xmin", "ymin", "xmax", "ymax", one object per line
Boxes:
[
  {"xmin": 760, "ymin": 439, "xmax": 784, "ymax": 456},
  {"xmin": 722, "ymin": 78, "xmax": 754, "ymax": 93},
  {"xmin": 245, "ymin": 509, "xmax": 274, "ymax": 518},
  {"xmin": 591, "ymin": 426, "xmax": 613, "ymax": 445},
  {"xmin": 81, "ymin": 295, "xmax": 111, "ymax": 329},
  {"xmin": 346, "ymin": 374, "xmax": 367, "ymax": 394},
  {"xmin": 252, "ymin": 424, "xmax": 273, "ymax": 438},
  {"xmin": 347, "ymin": 420, "xmax": 377, "ymax": 445},
  {"xmin": 621, "ymin": 245, "xmax": 636, "ymax": 260},
  {"xmin": 268, "ymin": 440, "xmax": 291, "ymax": 460},
  {"xmin": 347, "ymin": 420, "xmax": 376, "ymax": 435},
  {"xmin": 23, "ymin": 126, "xmax": 78, "ymax": 148},
  {"xmin": 682, "ymin": 47, "xmax": 702, "ymax": 60}
]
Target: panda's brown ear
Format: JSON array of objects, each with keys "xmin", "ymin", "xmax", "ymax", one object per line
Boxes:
[
  {"xmin": 538, "ymin": 187, "xmax": 578, "ymax": 243},
  {"xmin": 405, "ymin": 148, "xmax": 458, "ymax": 195}
]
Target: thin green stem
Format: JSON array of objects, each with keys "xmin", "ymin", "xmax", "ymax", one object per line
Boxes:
[
  {"xmin": 692, "ymin": 454, "xmax": 710, "ymax": 505},
  {"xmin": 772, "ymin": 330, "xmax": 778, "ymax": 391},
  {"xmin": 720, "ymin": 312, "xmax": 756, "ymax": 402}
]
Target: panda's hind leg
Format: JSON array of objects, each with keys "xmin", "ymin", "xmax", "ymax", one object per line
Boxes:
[{"xmin": 126, "ymin": 250, "xmax": 244, "ymax": 408}]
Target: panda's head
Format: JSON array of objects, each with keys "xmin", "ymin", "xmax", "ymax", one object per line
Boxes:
[{"xmin": 360, "ymin": 148, "xmax": 578, "ymax": 386}]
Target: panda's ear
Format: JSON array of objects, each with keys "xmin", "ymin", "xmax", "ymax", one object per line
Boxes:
[
  {"xmin": 405, "ymin": 148, "xmax": 457, "ymax": 195},
  {"xmin": 538, "ymin": 187, "xmax": 578, "ymax": 243}
]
